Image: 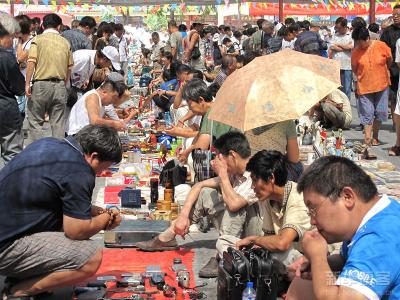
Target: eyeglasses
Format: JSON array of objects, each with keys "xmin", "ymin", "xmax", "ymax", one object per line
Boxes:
[{"xmin": 306, "ymin": 198, "xmax": 328, "ymax": 218}]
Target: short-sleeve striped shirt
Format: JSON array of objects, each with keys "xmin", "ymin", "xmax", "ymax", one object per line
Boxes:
[
  {"xmin": 260, "ymin": 181, "xmax": 311, "ymax": 246},
  {"xmin": 213, "ymin": 69, "xmax": 227, "ymax": 87}
]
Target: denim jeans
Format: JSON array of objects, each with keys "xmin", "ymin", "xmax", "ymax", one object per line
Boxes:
[
  {"xmin": 340, "ymin": 69, "xmax": 352, "ymax": 101},
  {"xmin": 16, "ymin": 95, "xmax": 26, "ymax": 113}
]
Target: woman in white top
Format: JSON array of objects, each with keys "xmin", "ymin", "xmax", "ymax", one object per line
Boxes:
[{"xmin": 66, "ymin": 80, "xmax": 127, "ymax": 135}]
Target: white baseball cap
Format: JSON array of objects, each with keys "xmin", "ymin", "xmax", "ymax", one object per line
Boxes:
[{"xmin": 101, "ymin": 46, "xmax": 121, "ymax": 71}]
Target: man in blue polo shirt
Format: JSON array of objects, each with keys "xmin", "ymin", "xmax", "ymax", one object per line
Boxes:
[
  {"xmin": 0, "ymin": 125, "xmax": 122, "ymax": 299},
  {"xmin": 286, "ymin": 156, "xmax": 400, "ymax": 300}
]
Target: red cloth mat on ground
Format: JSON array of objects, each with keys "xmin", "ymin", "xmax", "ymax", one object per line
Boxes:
[{"xmin": 80, "ymin": 248, "xmax": 195, "ymax": 299}]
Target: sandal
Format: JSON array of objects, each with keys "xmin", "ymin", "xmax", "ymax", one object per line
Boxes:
[
  {"xmin": 371, "ymin": 139, "xmax": 381, "ymax": 146},
  {"xmin": 389, "ymin": 145, "xmax": 400, "ymax": 156},
  {"xmin": 2, "ymin": 280, "xmax": 34, "ymax": 300}
]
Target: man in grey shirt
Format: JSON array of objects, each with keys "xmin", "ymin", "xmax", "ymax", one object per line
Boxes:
[
  {"xmin": 61, "ymin": 16, "xmax": 96, "ymax": 52},
  {"xmin": 165, "ymin": 20, "xmax": 182, "ymax": 60},
  {"xmin": 151, "ymin": 32, "xmax": 164, "ymax": 69}
]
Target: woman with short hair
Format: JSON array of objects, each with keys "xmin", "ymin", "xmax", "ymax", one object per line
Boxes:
[{"xmin": 352, "ymin": 26, "xmax": 392, "ymax": 146}]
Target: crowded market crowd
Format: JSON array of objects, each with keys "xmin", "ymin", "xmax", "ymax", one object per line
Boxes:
[{"xmin": 0, "ymin": 5, "xmax": 399, "ymax": 300}]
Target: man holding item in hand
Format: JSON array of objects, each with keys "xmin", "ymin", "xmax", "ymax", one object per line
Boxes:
[
  {"xmin": 0, "ymin": 125, "xmax": 122, "ymax": 299},
  {"xmin": 136, "ymin": 132, "xmax": 262, "ymax": 278}
]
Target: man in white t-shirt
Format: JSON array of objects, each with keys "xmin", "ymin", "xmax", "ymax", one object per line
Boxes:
[
  {"xmin": 223, "ymin": 26, "xmax": 239, "ymax": 44},
  {"xmin": 222, "ymin": 37, "xmax": 240, "ymax": 57},
  {"xmin": 329, "ymin": 18, "xmax": 353, "ymax": 102},
  {"xmin": 103, "ymin": 72, "xmax": 137, "ymax": 123},
  {"xmin": 114, "ymin": 23, "xmax": 128, "ymax": 76},
  {"xmin": 66, "ymin": 80, "xmax": 127, "ymax": 136},
  {"xmin": 167, "ymin": 68, "xmax": 203, "ymax": 144},
  {"xmin": 70, "ymin": 46, "xmax": 121, "ymax": 91},
  {"xmin": 281, "ymin": 23, "xmax": 300, "ymax": 50}
]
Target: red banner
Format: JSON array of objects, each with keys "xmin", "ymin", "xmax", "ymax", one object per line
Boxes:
[{"xmin": 249, "ymin": 2, "xmax": 393, "ymax": 16}]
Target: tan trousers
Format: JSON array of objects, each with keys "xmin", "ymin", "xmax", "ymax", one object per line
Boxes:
[
  {"xmin": 27, "ymin": 81, "xmax": 67, "ymax": 141},
  {"xmin": 189, "ymin": 187, "xmax": 263, "ymax": 238}
]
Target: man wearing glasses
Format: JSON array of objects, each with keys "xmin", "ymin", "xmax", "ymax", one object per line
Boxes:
[{"xmin": 286, "ymin": 156, "xmax": 400, "ymax": 300}]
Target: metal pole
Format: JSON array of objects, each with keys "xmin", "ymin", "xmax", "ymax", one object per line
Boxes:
[
  {"xmin": 10, "ymin": 1, "xmax": 15, "ymax": 16},
  {"xmin": 279, "ymin": 0, "xmax": 284, "ymax": 23},
  {"xmin": 238, "ymin": 1, "xmax": 241, "ymax": 23},
  {"xmin": 370, "ymin": 0, "xmax": 376, "ymax": 23}
]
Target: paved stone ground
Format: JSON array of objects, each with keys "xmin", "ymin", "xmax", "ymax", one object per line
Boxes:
[
  {"xmin": 1, "ymin": 93, "xmax": 399, "ymax": 299},
  {"xmin": 178, "ymin": 230, "xmax": 219, "ymax": 298},
  {"xmin": 344, "ymin": 94, "xmax": 400, "ymax": 168}
]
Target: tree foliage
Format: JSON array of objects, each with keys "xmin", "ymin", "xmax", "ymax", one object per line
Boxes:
[{"xmin": 144, "ymin": 10, "xmax": 169, "ymax": 31}]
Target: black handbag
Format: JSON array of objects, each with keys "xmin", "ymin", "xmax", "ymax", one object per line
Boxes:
[
  {"xmin": 159, "ymin": 160, "xmax": 187, "ymax": 187},
  {"xmin": 66, "ymin": 86, "xmax": 79, "ymax": 108},
  {"xmin": 223, "ymin": 247, "xmax": 251, "ymax": 282},
  {"xmin": 218, "ymin": 247, "xmax": 280, "ymax": 300},
  {"xmin": 191, "ymin": 39, "xmax": 201, "ymax": 60},
  {"xmin": 191, "ymin": 47, "xmax": 201, "ymax": 60},
  {"xmin": 248, "ymin": 248, "xmax": 279, "ymax": 300},
  {"xmin": 217, "ymin": 247, "xmax": 250, "ymax": 300}
]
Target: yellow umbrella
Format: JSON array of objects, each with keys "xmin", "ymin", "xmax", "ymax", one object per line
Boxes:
[{"xmin": 208, "ymin": 49, "xmax": 341, "ymax": 131}]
